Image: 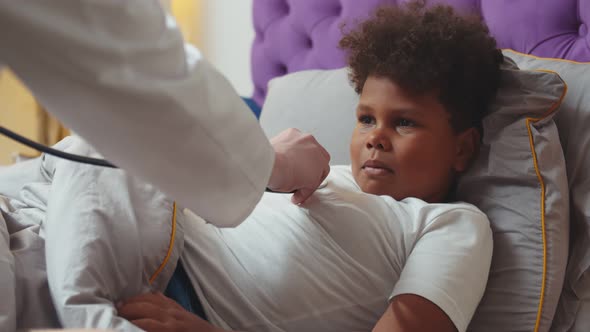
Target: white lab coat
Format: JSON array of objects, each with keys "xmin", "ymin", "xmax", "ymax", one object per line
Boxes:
[{"xmin": 0, "ymin": 0, "xmax": 274, "ymax": 228}]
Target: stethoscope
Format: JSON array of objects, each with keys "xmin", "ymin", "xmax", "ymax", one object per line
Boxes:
[
  {"xmin": 0, "ymin": 126, "xmax": 293, "ymax": 193},
  {"xmin": 0, "ymin": 126, "xmax": 117, "ymax": 167}
]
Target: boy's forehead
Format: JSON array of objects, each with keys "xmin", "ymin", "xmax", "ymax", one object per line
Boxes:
[
  {"xmin": 362, "ymin": 76, "xmax": 435, "ymax": 101},
  {"xmin": 357, "ymin": 97, "xmax": 447, "ymax": 119},
  {"xmin": 359, "ymin": 76, "xmax": 449, "ymax": 117}
]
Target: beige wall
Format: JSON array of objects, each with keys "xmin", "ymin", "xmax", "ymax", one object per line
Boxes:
[
  {"xmin": 170, "ymin": 0, "xmax": 256, "ymax": 96},
  {"xmin": 200, "ymin": 0, "xmax": 254, "ymax": 97}
]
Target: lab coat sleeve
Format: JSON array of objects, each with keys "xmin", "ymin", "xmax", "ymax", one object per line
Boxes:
[{"xmin": 0, "ymin": 0, "xmax": 274, "ymax": 227}]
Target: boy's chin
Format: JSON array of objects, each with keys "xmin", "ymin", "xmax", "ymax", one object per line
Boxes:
[
  {"xmin": 358, "ymin": 182, "xmax": 399, "ymax": 199},
  {"xmin": 353, "ymin": 171, "xmax": 405, "ymax": 199}
]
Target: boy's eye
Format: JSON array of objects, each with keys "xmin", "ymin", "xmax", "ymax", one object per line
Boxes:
[
  {"xmin": 358, "ymin": 115, "xmax": 374, "ymax": 125},
  {"xmin": 397, "ymin": 118, "xmax": 416, "ymax": 127}
]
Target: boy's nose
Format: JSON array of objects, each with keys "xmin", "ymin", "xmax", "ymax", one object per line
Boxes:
[{"xmin": 366, "ymin": 131, "xmax": 392, "ymax": 151}]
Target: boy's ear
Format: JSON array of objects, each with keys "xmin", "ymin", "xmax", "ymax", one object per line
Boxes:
[{"xmin": 453, "ymin": 127, "xmax": 480, "ymax": 173}]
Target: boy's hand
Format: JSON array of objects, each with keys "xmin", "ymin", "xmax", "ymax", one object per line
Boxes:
[
  {"xmin": 117, "ymin": 292, "xmax": 228, "ymax": 332},
  {"xmin": 268, "ymin": 128, "xmax": 331, "ymax": 204}
]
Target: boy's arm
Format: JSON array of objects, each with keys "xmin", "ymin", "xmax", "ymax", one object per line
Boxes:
[
  {"xmin": 117, "ymin": 292, "xmax": 457, "ymax": 332},
  {"xmin": 117, "ymin": 292, "xmax": 226, "ymax": 332},
  {"xmin": 373, "ymin": 294, "xmax": 457, "ymax": 332},
  {"xmin": 377, "ymin": 207, "xmax": 493, "ymax": 332}
]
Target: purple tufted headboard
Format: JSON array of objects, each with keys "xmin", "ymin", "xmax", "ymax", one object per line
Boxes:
[{"xmin": 250, "ymin": 0, "xmax": 590, "ymax": 106}]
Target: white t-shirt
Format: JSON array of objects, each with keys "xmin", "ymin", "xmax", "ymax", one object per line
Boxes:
[{"xmin": 181, "ymin": 166, "xmax": 492, "ymax": 332}]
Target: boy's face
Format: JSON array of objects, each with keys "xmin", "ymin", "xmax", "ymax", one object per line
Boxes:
[{"xmin": 350, "ymin": 75, "xmax": 477, "ymax": 202}]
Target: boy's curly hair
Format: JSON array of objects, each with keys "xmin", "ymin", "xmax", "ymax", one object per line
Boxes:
[{"xmin": 339, "ymin": 1, "xmax": 503, "ymax": 132}]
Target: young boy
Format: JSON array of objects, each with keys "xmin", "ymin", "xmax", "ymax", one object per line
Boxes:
[
  {"xmin": 1, "ymin": 2, "xmax": 503, "ymax": 332},
  {"xmin": 118, "ymin": 2, "xmax": 503, "ymax": 332}
]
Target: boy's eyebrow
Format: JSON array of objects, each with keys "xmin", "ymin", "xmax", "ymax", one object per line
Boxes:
[{"xmin": 356, "ymin": 103, "xmax": 427, "ymax": 117}]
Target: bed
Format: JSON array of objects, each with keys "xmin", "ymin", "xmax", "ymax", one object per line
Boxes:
[{"xmin": 249, "ymin": 1, "xmax": 590, "ymax": 332}]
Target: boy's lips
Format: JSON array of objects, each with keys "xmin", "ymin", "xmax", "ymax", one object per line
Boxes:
[{"xmin": 362, "ymin": 159, "xmax": 394, "ymax": 175}]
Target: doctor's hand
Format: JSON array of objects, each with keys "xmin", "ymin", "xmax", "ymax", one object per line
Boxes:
[
  {"xmin": 268, "ymin": 128, "xmax": 331, "ymax": 204},
  {"xmin": 117, "ymin": 292, "xmax": 229, "ymax": 332}
]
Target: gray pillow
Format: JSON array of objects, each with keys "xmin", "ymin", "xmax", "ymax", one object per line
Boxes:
[
  {"xmin": 259, "ymin": 59, "xmax": 570, "ymax": 332},
  {"xmin": 457, "ymin": 58, "xmax": 569, "ymax": 332},
  {"xmin": 503, "ymin": 50, "xmax": 590, "ymax": 332}
]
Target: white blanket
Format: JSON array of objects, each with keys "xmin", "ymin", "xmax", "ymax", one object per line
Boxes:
[{"xmin": 0, "ymin": 136, "xmax": 184, "ymax": 331}]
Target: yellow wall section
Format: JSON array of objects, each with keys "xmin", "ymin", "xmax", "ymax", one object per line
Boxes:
[
  {"xmin": 172, "ymin": 0, "xmax": 202, "ymax": 46},
  {"xmin": 0, "ymin": 70, "xmax": 40, "ymax": 164}
]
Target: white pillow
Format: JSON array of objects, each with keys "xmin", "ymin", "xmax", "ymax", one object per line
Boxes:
[
  {"xmin": 259, "ymin": 60, "xmax": 570, "ymax": 332},
  {"xmin": 260, "ymin": 68, "xmax": 357, "ymax": 165}
]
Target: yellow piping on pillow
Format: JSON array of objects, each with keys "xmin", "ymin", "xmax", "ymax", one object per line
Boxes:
[
  {"xmin": 526, "ymin": 71, "xmax": 567, "ymax": 332},
  {"xmin": 149, "ymin": 201, "xmax": 177, "ymax": 284}
]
